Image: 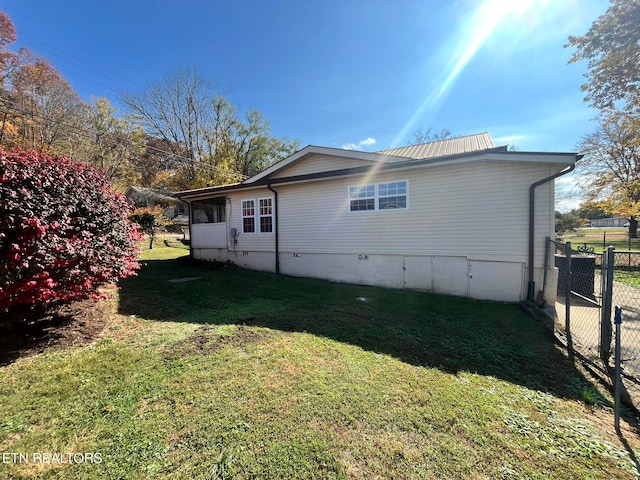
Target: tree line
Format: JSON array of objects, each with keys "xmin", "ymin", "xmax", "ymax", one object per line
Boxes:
[{"xmin": 0, "ymin": 9, "xmax": 299, "ymax": 192}]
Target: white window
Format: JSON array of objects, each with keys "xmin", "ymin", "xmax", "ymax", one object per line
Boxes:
[
  {"xmin": 242, "ymin": 200, "xmax": 255, "ymax": 233},
  {"xmin": 259, "ymin": 198, "xmax": 273, "ymax": 233},
  {"xmin": 349, "ymin": 185, "xmax": 375, "ymax": 211},
  {"xmin": 241, "ymin": 197, "xmax": 274, "ymax": 233},
  {"xmin": 378, "ymin": 181, "xmax": 407, "ymax": 209},
  {"xmin": 348, "ymin": 181, "xmax": 408, "ymax": 212}
]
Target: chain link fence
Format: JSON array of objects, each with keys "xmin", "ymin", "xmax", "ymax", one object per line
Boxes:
[{"xmin": 548, "ymin": 238, "xmax": 640, "ymax": 411}]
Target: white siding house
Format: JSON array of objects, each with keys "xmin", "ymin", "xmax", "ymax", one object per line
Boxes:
[{"xmin": 177, "ymin": 133, "xmax": 579, "ymax": 303}]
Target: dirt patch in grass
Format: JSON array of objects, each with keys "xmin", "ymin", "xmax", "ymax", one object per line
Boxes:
[
  {"xmin": 164, "ymin": 325, "xmax": 272, "ymax": 359},
  {"xmin": 0, "ymin": 300, "xmax": 106, "ymax": 366}
]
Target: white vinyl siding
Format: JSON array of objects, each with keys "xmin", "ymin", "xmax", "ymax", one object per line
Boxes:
[
  {"xmin": 276, "ymin": 161, "xmax": 558, "ymax": 267},
  {"xmin": 270, "ymin": 154, "xmax": 378, "ymax": 178},
  {"xmin": 221, "ymin": 189, "xmax": 275, "ymax": 253},
  {"xmin": 191, "ymin": 223, "xmax": 227, "ymax": 248}
]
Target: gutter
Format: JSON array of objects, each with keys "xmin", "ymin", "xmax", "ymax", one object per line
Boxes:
[
  {"xmin": 527, "ymin": 162, "xmax": 577, "ymax": 302},
  {"xmin": 267, "ymin": 184, "xmax": 280, "ymax": 274}
]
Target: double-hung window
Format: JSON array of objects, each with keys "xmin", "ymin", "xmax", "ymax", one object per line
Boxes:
[
  {"xmin": 378, "ymin": 181, "xmax": 407, "ymax": 209},
  {"xmin": 348, "ymin": 181, "xmax": 408, "ymax": 212},
  {"xmin": 242, "ymin": 200, "xmax": 255, "ymax": 233},
  {"xmin": 242, "ymin": 197, "xmax": 274, "ymax": 233},
  {"xmin": 349, "ymin": 185, "xmax": 376, "ymax": 211},
  {"xmin": 259, "ymin": 198, "xmax": 273, "ymax": 233}
]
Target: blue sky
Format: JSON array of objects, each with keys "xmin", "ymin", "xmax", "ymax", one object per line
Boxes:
[{"xmin": 3, "ymin": 0, "xmax": 609, "ymax": 209}]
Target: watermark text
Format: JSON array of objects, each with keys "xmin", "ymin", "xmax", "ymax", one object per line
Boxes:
[{"xmin": 2, "ymin": 452, "xmax": 102, "ymax": 464}]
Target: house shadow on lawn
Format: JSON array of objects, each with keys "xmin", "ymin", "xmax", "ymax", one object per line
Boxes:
[{"xmin": 118, "ymin": 258, "xmax": 611, "ymax": 406}]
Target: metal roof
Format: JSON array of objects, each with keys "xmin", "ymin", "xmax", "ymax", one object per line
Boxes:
[{"xmin": 376, "ymin": 132, "xmax": 495, "ymax": 159}]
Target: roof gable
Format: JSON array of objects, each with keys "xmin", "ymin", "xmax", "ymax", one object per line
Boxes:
[
  {"xmin": 244, "ymin": 145, "xmax": 407, "ymax": 183},
  {"xmin": 245, "ymin": 133, "xmax": 497, "ymax": 184}
]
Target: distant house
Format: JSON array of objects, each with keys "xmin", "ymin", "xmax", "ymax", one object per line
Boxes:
[
  {"xmin": 124, "ymin": 186, "xmax": 188, "ymax": 221},
  {"xmin": 176, "ymin": 133, "xmax": 580, "ymax": 303},
  {"xmin": 590, "ymin": 217, "xmax": 628, "ymax": 228}
]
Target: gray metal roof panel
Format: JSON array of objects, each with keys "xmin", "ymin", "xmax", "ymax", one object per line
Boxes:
[{"xmin": 376, "ymin": 132, "xmax": 495, "ymax": 159}]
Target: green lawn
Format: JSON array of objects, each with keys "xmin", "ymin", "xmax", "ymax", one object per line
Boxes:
[
  {"xmin": 560, "ymin": 228, "xmax": 640, "ymax": 253},
  {"xmin": 0, "ymin": 246, "xmax": 638, "ymax": 479}
]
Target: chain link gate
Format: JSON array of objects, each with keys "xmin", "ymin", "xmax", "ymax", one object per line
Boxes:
[
  {"xmin": 551, "ymin": 240, "xmax": 605, "ymax": 361},
  {"xmin": 549, "ymin": 238, "xmax": 640, "ymax": 410}
]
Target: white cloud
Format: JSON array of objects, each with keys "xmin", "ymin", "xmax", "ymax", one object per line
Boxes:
[
  {"xmin": 494, "ymin": 134, "xmax": 525, "ymax": 144},
  {"xmin": 342, "ymin": 137, "xmax": 376, "ymax": 150}
]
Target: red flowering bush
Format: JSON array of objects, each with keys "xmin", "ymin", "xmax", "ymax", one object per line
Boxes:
[{"xmin": 0, "ymin": 149, "xmax": 142, "ymax": 324}]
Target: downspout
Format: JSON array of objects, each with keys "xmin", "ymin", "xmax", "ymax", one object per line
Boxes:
[
  {"xmin": 267, "ymin": 184, "xmax": 280, "ymax": 274},
  {"xmin": 527, "ymin": 163, "xmax": 576, "ymax": 301}
]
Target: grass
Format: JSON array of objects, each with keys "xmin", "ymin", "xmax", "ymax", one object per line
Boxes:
[
  {"xmin": 1, "ymin": 246, "xmax": 639, "ymax": 478},
  {"xmin": 560, "ymin": 228, "xmax": 640, "ymax": 253},
  {"xmin": 557, "ymin": 229, "xmax": 640, "ymax": 288},
  {"xmin": 615, "ymin": 270, "xmax": 640, "ymax": 288}
]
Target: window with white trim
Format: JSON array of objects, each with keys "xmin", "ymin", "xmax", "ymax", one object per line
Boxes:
[
  {"xmin": 348, "ymin": 181, "xmax": 408, "ymax": 212},
  {"xmin": 349, "ymin": 185, "xmax": 375, "ymax": 211},
  {"xmin": 242, "ymin": 200, "xmax": 255, "ymax": 233},
  {"xmin": 259, "ymin": 198, "xmax": 273, "ymax": 233},
  {"xmin": 241, "ymin": 197, "xmax": 274, "ymax": 233},
  {"xmin": 378, "ymin": 181, "xmax": 407, "ymax": 209}
]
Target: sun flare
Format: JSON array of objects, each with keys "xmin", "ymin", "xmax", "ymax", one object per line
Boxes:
[{"xmin": 391, "ymin": 0, "xmax": 556, "ymax": 148}]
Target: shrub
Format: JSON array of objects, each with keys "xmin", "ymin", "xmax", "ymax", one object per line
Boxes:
[
  {"xmin": 129, "ymin": 206, "xmax": 169, "ymax": 249},
  {"xmin": 0, "ymin": 149, "xmax": 142, "ymax": 324}
]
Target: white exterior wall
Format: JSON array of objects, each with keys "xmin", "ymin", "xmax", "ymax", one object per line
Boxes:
[
  {"xmin": 274, "ymin": 160, "xmax": 556, "ymax": 301},
  {"xmin": 191, "ymin": 188, "xmax": 278, "ymax": 272},
  {"xmin": 191, "ymin": 159, "xmax": 563, "ymax": 302},
  {"xmin": 191, "ymin": 223, "xmax": 227, "ymax": 248},
  {"xmin": 276, "ymin": 161, "xmax": 553, "ymax": 259}
]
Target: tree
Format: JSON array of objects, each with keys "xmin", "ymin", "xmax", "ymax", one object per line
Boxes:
[
  {"xmin": 129, "ymin": 206, "xmax": 168, "ymax": 250},
  {"xmin": 576, "ymin": 110, "xmax": 640, "ymax": 236},
  {"xmin": 567, "ymin": 0, "xmax": 640, "ymax": 113},
  {"xmin": 0, "ymin": 149, "xmax": 141, "ymax": 324},
  {"xmin": 555, "ymin": 210, "xmax": 582, "ymax": 233},
  {"xmin": 68, "ymin": 97, "xmax": 145, "ymax": 188},
  {"xmin": 412, "ymin": 127, "xmax": 452, "ymax": 144},
  {"xmin": 132, "ymin": 137, "xmax": 179, "ymax": 189},
  {"xmin": 0, "ymin": 8, "xmax": 29, "ymax": 88},
  {"xmin": 576, "ymin": 201, "xmax": 608, "ymax": 220},
  {"xmin": 121, "ymin": 67, "xmax": 299, "ymax": 189},
  {"xmin": 10, "ymin": 56, "xmax": 84, "ymax": 152},
  {"xmin": 121, "ymin": 67, "xmax": 220, "ymax": 187}
]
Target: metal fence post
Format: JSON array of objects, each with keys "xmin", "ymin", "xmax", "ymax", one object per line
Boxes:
[
  {"xmin": 601, "ymin": 246, "xmax": 615, "ymax": 364},
  {"xmin": 565, "ymin": 242, "xmax": 572, "ymax": 344},
  {"xmin": 614, "ymin": 306, "xmax": 622, "ymax": 432}
]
